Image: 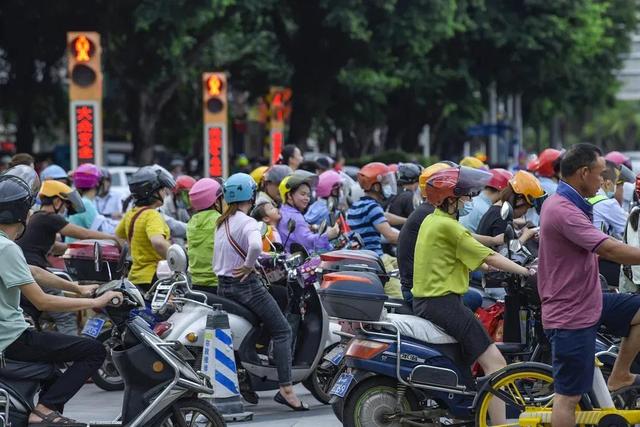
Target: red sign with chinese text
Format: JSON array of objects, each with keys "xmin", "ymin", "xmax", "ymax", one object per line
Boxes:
[
  {"xmin": 271, "ymin": 130, "xmax": 283, "ymax": 165},
  {"xmin": 208, "ymin": 126, "xmax": 223, "ymax": 177},
  {"xmin": 74, "ymin": 104, "xmax": 95, "ymax": 164}
]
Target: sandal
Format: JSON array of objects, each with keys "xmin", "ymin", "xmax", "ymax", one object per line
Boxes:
[
  {"xmin": 609, "ymin": 374, "xmax": 640, "ymax": 393},
  {"xmin": 274, "ymin": 391, "xmax": 310, "ymax": 411},
  {"xmin": 28, "ymin": 409, "xmax": 86, "ymax": 426}
]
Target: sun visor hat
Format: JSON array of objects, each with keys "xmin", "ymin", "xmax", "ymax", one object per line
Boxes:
[
  {"xmin": 454, "ymin": 166, "xmax": 492, "ymax": 198},
  {"xmin": 618, "ymin": 164, "xmax": 635, "ymax": 184},
  {"xmin": 4, "ymin": 165, "xmax": 41, "ymax": 200},
  {"xmin": 65, "ymin": 189, "xmax": 86, "ymax": 214}
]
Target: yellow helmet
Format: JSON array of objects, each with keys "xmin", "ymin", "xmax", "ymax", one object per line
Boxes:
[
  {"xmin": 278, "ymin": 170, "xmax": 318, "ymax": 204},
  {"xmin": 460, "ymin": 156, "xmax": 486, "ymax": 169},
  {"xmin": 39, "ymin": 180, "xmax": 85, "ymax": 213},
  {"xmin": 509, "ymin": 171, "xmax": 545, "ymax": 205},
  {"xmin": 250, "ymin": 166, "xmax": 269, "ymax": 187},
  {"xmin": 419, "ymin": 161, "xmax": 457, "ymax": 198}
]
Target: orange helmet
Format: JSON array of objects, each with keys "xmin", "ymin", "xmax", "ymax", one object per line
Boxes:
[
  {"xmin": 534, "ymin": 149, "xmax": 563, "ymax": 178},
  {"xmin": 425, "ymin": 166, "xmax": 492, "ymax": 206},
  {"xmin": 357, "ymin": 162, "xmax": 397, "ymax": 198},
  {"xmin": 419, "ymin": 161, "xmax": 457, "ymax": 198},
  {"xmin": 509, "ymin": 171, "xmax": 545, "ymax": 205}
]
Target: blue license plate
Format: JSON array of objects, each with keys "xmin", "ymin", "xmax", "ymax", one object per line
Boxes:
[
  {"xmin": 325, "ymin": 346, "xmax": 345, "ymax": 366},
  {"xmin": 330, "ymin": 373, "xmax": 354, "ymax": 398},
  {"xmin": 81, "ymin": 318, "xmax": 106, "ymax": 338}
]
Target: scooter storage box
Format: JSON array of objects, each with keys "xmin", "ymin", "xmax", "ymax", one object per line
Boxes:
[
  {"xmin": 319, "ymin": 271, "xmax": 388, "ymax": 321},
  {"xmin": 318, "ymin": 249, "xmax": 388, "ymax": 283},
  {"xmin": 63, "ymin": 239, "xmax": 120, "ymax": 282}
]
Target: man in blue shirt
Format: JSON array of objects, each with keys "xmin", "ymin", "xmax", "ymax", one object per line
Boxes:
[{"xmin": 347, "ymin": 163, "xmax": 399, "ymax": 256}]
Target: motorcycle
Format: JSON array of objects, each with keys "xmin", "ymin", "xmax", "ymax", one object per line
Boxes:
[
  {"xmin": 150, "ymin": 241, "xmax": 342, "ymax": 405},
  {"xmin": 0, "ymin": 284, "xmax": 225, "ymax": 427}
]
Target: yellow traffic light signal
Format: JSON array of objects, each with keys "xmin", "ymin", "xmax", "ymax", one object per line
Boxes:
[
  {"xmin": 202, "ymin": 72, "xmax": 228, "ymax": 178},
  {"xmin": 67, "ymin": 32, "xmax": 103, "ymax": 168}
]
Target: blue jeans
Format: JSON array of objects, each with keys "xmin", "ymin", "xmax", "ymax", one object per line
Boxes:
[{"xmin": 217, "ymin": 275, "xmax": 293, "ymax": 386}]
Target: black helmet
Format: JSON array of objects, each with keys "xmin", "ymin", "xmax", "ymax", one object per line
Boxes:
[
  {"xmin": 0, "ymin": 175, "xmax": 34, "ymax": 225},
  {"xmin": 397, "ymin": 163, "xmax": 423, "ymax": 185},
  {"xmin": 4, "ymin": 165, "xmax": 41, "ymax": 198},
  {"xmin": 129, "ymin": 164, "xmax": 176, "ymax": 203}
]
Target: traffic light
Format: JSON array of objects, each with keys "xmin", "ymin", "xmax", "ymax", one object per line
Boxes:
[
  {"xmin": 268, "ymin": 87, "xmax": 291, "ymax": 165},
  {"xmin": 202, "ymin": 72, "xmax": 228, "ymax": 178},
  {"xmin": 67, "ymin": 32, "xmax": 103, "ymax": 168}
]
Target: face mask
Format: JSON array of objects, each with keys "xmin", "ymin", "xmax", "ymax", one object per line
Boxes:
[
  {"xmin": 459, "ymin": 201, "xmax": 473, "ymax": 217},
  {"xmin": 606, "ymin": 184, "xmax": 617, "ymax": 199}
]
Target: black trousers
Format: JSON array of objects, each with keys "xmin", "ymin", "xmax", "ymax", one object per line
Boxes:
[{"xmin": 5, "ymin": 329, "xmax": 106, "ymax": 410}]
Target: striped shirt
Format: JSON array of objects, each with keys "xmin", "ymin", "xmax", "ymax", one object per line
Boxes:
[{"xmin": 347, "ymin": 197, "xmax": 387, "ymax": 255}]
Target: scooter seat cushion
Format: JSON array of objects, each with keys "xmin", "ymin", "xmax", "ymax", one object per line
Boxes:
[
  {"xmin": 201, "ymin": 292, "xmax": 261, "ymax": 326},
  {"xmin": 384, "ymin": 313, "xmax": 458, "ymax": 344}
]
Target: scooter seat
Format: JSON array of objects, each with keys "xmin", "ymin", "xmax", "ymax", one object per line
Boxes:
[
  {"xmin": 384, "ymin": 313, "xmax": 458, "ymax": 345},
  {"xmin": 0, "ymin": 359, "xmax": 57, "ymax": 380},
  {"xmin": 199, "ymin": 292, "xmax": 261, "ymax": 326}
]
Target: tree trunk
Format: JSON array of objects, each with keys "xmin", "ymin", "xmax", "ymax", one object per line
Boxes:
[
  {"xmin": 288, "ymin": 93, "xmax": 313, "ymax": 149},
  {"xmin": 136, "ymin": 92, "xmax": 158, "ymax": 165},
  {"xmin": 15, "ymin": 55, "xmax": 35, "ymax": 154}
]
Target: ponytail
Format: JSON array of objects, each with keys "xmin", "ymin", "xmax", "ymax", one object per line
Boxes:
[{"xmin": 216, "ymin": 203, "xmax": 240, "ymax": 228}]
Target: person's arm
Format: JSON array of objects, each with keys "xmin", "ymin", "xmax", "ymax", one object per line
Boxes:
[
  {"xmin": 472, "ymin": 233, "xmax": 504, "ymax": 247},
  {"xmin": 233, "ymin": 227, "xmax": 262, "ymax": 280},
  {"xmin": 149, "ymin": 234, "xmax": 170, "ymax": 258},
  {"xmin": 21, "ymin": 282, "xmax": 119, "ymax": 312},
  {"xmin": 597, "ymin": 238, "xmax": 640, "ymax": 265},
  {"xmin": 484, "ymin": 253, "xmax": 530, "ymax": 275},
  {"xmin": 385, "ymin": 212, "xmax": 407, "ymax": 226},
  {"xmin": 375, "ymin": 221, "xmax": 399, "ymax": 244},
  {"xmin": 28, "ymin": 265, "xmax": 97, "ymax": 296},
  {"xmin": 60, "ymin": 223, "xmax": 122, "ymax": 246},
  {"xmin": 609, "ymin": 203, "xmax": 629, "ymax": 238},
  {"xmin": 49, "ymin": 240, "xmax": 67, "ymax": 256}
]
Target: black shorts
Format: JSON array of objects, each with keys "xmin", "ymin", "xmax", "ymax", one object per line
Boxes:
[
  {"xmin": 413, "ymin": 293, "xmax": 492, "ymax": 366},
  {"xmin": 544, "ymin": 292, "xmax": 640, "ymax": 396}
]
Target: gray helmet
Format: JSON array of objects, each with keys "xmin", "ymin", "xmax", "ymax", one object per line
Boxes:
[
  {"xmin": 129, "ymin": 164, "xmax": 176, "ymax": 203},
  {"xmin": 397, "ymin": 163, "xmax": 423, "ymax": 185},
  {"xmin": 0, "ymin": 175, "xmax": 34, "ymax": 225},
  {"xmin": 4, "ymin": 165, "xmax": 41, "ymax": 198},
  {"xmin": 263, "ymin": 165, "xmax": 292, "ymax": 186}
]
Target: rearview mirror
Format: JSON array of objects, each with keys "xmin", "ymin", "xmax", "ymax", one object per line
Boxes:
[
  {"xmin": 504, "ymin": 224, "xmax": 515, "ymax": 244},
  {"xmin": 257, "ymin": 221, "xmax": 268, "ymax": 237},
  {"xmin": 327, "ymin": 198, "xmax": 336, "ymax": 213},
  {"xmin": 500, "ymin": 202, "xmax": 513, "ymax": 221},
  {"xmin": 318, "ymin": 219, "xmax": 328, "ymax": 235},
  {"xmin": 287, "ymin": 218, "xmax": 296, "ymax": 233}
]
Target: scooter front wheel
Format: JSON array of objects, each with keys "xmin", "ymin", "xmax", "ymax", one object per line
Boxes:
[
  {"xmin": 155, "ymin": 398, "xmax": 226, "ymax": 427},
  {"xmin": 92, "ymin": 329, "xmax": 124, "ymax": 391}
]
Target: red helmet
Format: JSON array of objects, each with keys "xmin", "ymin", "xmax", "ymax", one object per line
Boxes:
[
  {"xmin": 357, "ymin": 162, "xmax": 397, "ymax": 195},
  {"xmin": 425, "ymin": 166, "xmax": 492, "ymax": 206},
  {"xmin": 526, "ymin": 158, "xmax": 538, "ymax": 172},
  {"xmin": 174, "ymin": 175, "xmax": 196, "ymax": 194},
  {"xmin": 487, "ymin": 168, "xmax": 513, "ymax": 191},
  {"xmin": 534, "ymin": 149, "xmax": 563, "ymax": 178}
]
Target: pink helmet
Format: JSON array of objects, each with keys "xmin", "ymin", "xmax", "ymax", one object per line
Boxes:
[
  {"xmin": 189, "ymin": 178, "xmax": 223, "ymax": 211},
  {"xmin": 316, "ymin": 170, "xmax": 342, "ymax": 198},
  {"xmin": 605, "ymin": 151, "xmax": 631, "ymax": 168},
  {"xmin": 72, "ymin": 163, "xmax": 101, "ymax": 189}
]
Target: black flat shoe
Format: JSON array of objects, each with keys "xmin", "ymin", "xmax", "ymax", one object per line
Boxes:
[{"xmin": 274, "ymin": 391, "xmax": 310, "ymax": 411}]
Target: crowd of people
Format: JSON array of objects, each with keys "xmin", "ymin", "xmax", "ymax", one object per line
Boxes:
[{"xmin": 2, "ymin": 143, "xmax": 640, "ymax": 424}]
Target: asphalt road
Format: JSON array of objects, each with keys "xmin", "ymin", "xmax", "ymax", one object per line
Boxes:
[{"xmin": 65, "ymin": 384, "xmax": 342, "ymax": 427}]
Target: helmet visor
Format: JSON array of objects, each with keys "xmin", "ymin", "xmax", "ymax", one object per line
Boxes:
[
  {"xmin": 455, "ymin": 167, "xmax": 492, "ymax": 197},
  {"xmin": 618, "ymin": 164, "xmax": 635, "ymax": 184},
  {"xmin": 380, "ymin": 172, "xmax": 397, "ymax": 198},
  {"xmin": 65, "ymin": 189, "xmax": 86, "ymax": 214},
  {"xmin": 152, "ymin": 165, "xmax": 177, "ymax": 190}
]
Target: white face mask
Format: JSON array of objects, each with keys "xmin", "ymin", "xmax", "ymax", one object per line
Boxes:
[{"xmin": 382, "ymin": 184, "xmax": 395, "ymax": 200}]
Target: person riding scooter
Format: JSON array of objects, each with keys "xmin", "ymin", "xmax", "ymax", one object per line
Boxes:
[
  {"xmin": 415, "ymin": 166, "xmax": 534, "ymax": 423},
  {"xmin": 256, "ymin": 164, "xmax": 292, "ymax": 207},
  {"xmin": 0, "ymin": 171, "xmax": 120, "ymax": 426},
  {"xmin": 278, "ymin": 170, "xmax": 339, "ymax": 253},
  {"xmin": 387, "ymin": 162, "xmax": 423, "ymax": 227},
  {"xmin": 213, "ymin": 173, "xmax": 309, "ymax": 411},
  {"xmin": 304, "ymin": 169, "xmax": 343, "ymax": 226},
  {"xmin": 115, "ymin": 165, "xmax": 174, "ymax": 291}
]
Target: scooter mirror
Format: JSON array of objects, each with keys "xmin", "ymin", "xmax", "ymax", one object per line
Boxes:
[
  {"xmin": 166, "ymin": 244, "xmax": 188, "ymax": 273},
  {"xmin": 504, "ymin": 224, "xmax": 515, "ymax": 244},
  {"xmin": 257, "ymin": 221, "xmax": 268, "ymax": 237},
  {"xmin": 318, "ymin": 219, "xmax": 328, "ymax": 235},
  {"xmin": 94, "ymin": 241, "xmax": 102, "ymax": 273},
  {"xmin": 500, "ymin": 202, "xmax": 513, "ymax": 221},
  {"xmin": 287, "ymin": 218, "xmax": 296, "ymax": 233}
]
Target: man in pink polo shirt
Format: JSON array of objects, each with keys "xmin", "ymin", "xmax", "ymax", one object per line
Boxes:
[{"xmin": 539, "ymin": 143, "xmax": 640, "ymax": 427}]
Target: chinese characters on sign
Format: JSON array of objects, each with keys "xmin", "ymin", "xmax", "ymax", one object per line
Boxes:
[
  {"xmin": 208, "ymin": 126, "xmax": 223, "ymax": 177},
  {"xmin": 74, "ymin": 104, "xmax": 95, "ymax": 164},
  {"xmin": 271, "ymin": 130, "xmax": 283, "ymax": 165}
]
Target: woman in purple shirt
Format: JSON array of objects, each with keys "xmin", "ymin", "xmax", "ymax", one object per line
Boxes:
[
  {"xmin": 277, "ymin": 170, "xmax": 339, "ymax": 253},
  {"xmin": 213, "ymin": 173, "xmax": 308, "ymax": 411}
]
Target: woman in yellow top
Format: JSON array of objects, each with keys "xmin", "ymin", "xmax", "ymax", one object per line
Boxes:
[
  {"xmin": 414, "ymin": 166, "xmax": 533, "ymax": 423},
  {"xmin": 115, "ymin": 165, "xmax": 174, "ymax": 290}
]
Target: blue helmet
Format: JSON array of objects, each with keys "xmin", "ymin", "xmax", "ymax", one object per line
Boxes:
[
  {"xmin": 223, "ymin": 173, "xmax": 257, "ymax": 203},
  {"xmin": 40, "ymin": 164, "xmax": 68, "ymax": 181}
]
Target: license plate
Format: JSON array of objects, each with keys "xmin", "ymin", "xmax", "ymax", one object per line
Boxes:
[
  {"xmin": 330, "ymin": 373, "xmax": 354, "ymax": 398},
  {"xmin": 81, "ymin": 318, "xmax": 106, "ymax": 338},
  {"xmin": 324, "ymin": 345, "xmax": 345, "ymax": 366}
]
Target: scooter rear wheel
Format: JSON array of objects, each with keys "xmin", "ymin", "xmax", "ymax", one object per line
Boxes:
[{"xmin": 155, "ymin": 398, "xmax": 226, "ymax": 427}]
